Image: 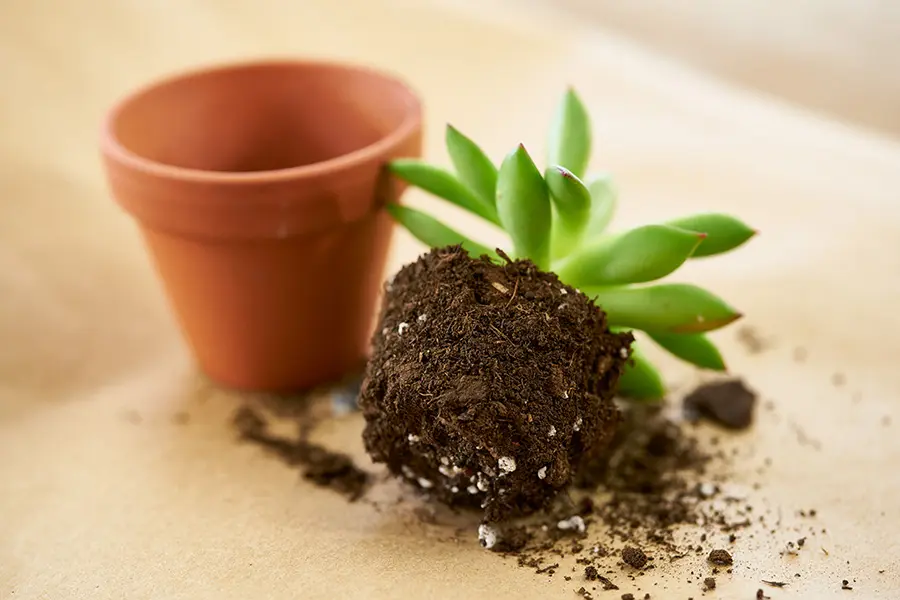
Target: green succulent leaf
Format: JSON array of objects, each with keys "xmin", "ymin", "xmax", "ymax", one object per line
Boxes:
[
  {"xmin": 389, "ymin": 159, "xmax": 500, "ymax": 226},
  {"xmin": 496, "ymin": 144, "xmax": 552, "ymax": 269},
  {"xmin": 648, "ymin": 331, "xmax": 727, "ymax": 371},
  {"xmin": 547, "ymin": 87, "xmax": 592, "ymax": 179},
  {"xmin": 615, "ymin": 339, "xmax": 666, "ymax": 401},
  {"xmin": 665, "ymin": 213, "xmax": 757, "ymax": 257},
  {"xmin": 589, "ymin": 283, "xmax": 742, "ymax": 333},
  {"xmin": 445, "ymin": 124, "xmax": 498, "ymax": 209},
  {"xmin": 555, "ymin": 224, "xmax": 705, "ymax": 286},
  {"xmin": 546, "ymin": 165, "xmax": 592, "ymax": 258},
  {"xmin": 386, "ymin": 204, "xmax": 496, "ymax": 259},
  {"xmin": 585, "ymin": 173, "xmax": 617, "ymax": 234}
]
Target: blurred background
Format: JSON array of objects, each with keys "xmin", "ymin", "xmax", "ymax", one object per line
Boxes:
[{"xmin": 542, "ymin": 0, "xmax": 900, "ymax": 139}]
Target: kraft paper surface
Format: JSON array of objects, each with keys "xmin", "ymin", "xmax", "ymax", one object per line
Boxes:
[{"xmin": 2, "ymin": 1, "xmax": 899, "ymax": 598}]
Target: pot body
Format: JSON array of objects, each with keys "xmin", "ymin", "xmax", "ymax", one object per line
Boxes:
[{"xmin": 100, "ymin": 59, "xmax": 423, "ymax": 391}]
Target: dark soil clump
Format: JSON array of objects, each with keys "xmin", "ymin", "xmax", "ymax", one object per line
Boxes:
[
  {"xmin": 622, "ymin": 546, "xmax": 649, "ymax": 569},
  {"xmin": 707, "ymin": 549, "xmax": 733, "ymax": 566},
  {"xmin": 360, "ymin": 245, "xmax": 632, "ymax": 522},
  {"xmin": 683, "ymin": 379, "xmax": 757, "ymax": 430},
  {"xmin": 233, "ymin": 405, "xmax": 370, "ymax": 501}
]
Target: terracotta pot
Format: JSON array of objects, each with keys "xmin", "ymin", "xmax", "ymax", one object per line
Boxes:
[{"xmin": 100, "ymin": 59, "xmax": 423, "ymax": 392}]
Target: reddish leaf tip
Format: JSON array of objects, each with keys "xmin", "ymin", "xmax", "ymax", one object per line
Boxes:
[
  {"xmin": 670, "ymin": 311, "xmax": 743, "ymax": 333},
  {"xmin": 695, "ymin": 232, "xmax": 708, "ymax": 239}
]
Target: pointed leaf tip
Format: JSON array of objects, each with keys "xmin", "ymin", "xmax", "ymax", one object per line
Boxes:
[
  {"xmin": 444, "ymin": 123, "xmax": 499, "ymax": 213},
  {"xmin": 588, "ymin": 283, "xmax": 742, "ymax": 334},
  {"xmin": 556, "ymin": 165, "xmax": 577, "ymax": 179},
  {"xmin": 666, "ymin": 213, "xmax": 756, "ymax": 258},
  {"xmin": 496, "ymin": 143, "xmax": 552, "ymax": 269},
  {"xmin": 547, "ymin": 88, "xmax": 592, "ymax": 178}
]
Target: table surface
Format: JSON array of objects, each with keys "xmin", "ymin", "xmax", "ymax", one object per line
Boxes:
[{"xmin": 2, "ymin": 1, "xmax": 900, "ymax": 598}]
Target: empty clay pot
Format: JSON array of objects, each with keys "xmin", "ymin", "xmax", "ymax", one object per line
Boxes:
[{"xmin": 100, "ymin": 59, "xmax": 423, "ymax": 392}]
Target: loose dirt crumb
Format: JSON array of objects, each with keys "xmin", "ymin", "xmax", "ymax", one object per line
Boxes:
[
  {"xmin": 703, "ymin": 577, "xmax": 716, "ymax": 590},
  {"xmin": 622, "ymin": 546, "xmax": 649, "ymax": 569},
  {"xmin": 736, "ymin": 326, "xmax": 768, "ymax": 354},
  {"xmin": 707, "ymin": 549, "xmax": 733, "ymax": 566},
  {"xmin": 683, "ymin": 379, "xmax": 757, "ymax": 430}
]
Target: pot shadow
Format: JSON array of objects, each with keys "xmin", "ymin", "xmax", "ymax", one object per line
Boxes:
[{"xmin": 0, "ymin": 161, "xmax": 178, "ymax": 420}]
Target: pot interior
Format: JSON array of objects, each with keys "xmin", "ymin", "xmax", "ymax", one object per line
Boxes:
[{"xmin": 109, "ymin": 62, "xmax": 416, "ymax": 173}]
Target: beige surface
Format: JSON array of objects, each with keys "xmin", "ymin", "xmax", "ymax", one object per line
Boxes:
[
  {"xmin": 2, "ymin": 1, "xmax": 900, "ymax": 598},
  {"xmin": 548, "ymin": 0, "xmax": 900, "ymax": 140}
]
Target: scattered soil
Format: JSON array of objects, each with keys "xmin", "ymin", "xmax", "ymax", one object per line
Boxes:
[
  {"xmin": 572, "ymin": 403, "xmax": 716, "ymax": 552},
  {"xmin": 223, "ymin": 249, "xmax": 852, "ymax": 597},
  {"xmin": 585, "ymin": 565, "xmax": 619, "ymax": 590},
  {"xmin": 762, "ymin": 580, "xmax": 787, "ymax": 588},
  {"xmin": 233, "ymin": 404, "xmax": 370, "ymax": 501},
  {"xmin": 707, "ymin": 549, "xmax": 733, "ymax": 566},
  {"xmin": 736, "ymin": 326, "xmax": 768, "ymax": 354},
  {"xmin": 622, "ymin": 546, "xmax": 649, "ymax": 569},
  {"xmin": 683, "ymin": 379, "xmax": 757, "ymax": 430},
  {"xmin": 359, "ymin": 245, "xmax": 632, "ymax": 522}
]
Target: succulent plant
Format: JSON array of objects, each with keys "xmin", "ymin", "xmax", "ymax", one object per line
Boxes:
[{"xmin": 385, "ymin": 88, "xmax": 756, "ymax": 401}]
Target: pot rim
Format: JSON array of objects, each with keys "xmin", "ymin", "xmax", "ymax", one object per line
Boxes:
[{"xmin": 99, "ymin": 56, "xmax": 423, "ymax": 186}]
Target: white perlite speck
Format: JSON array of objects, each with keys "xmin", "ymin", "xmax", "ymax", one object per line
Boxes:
[
  {"xmin": 397, "ymin": 322, "xmax": 409, "ymax": 336},
  {"xmin": 537, "ymin": 466, "xmax": 547, "ymax": 480},
  {"xmin": 559, "ymin": 288, "xmax": 568, "ymax": 295},
  {"xmin": 438, "ymin": 465, "xmax": 454, "ymax": 477},
  {"xmin": 699, "ymin": 482, "xmax": 717, "ymax": 498},
  {"xmin": 476, "ymin": 472, "xmax": 489, "ymax": 492},
  {"xmin": 417, "ymin": 477, "xmax": 433, "ymax": 489},
  {"xmin": 619, "ymin": 347, "xmax": 629, "ymax": 359},
  {"xmin": 467, "ymin": 485, "xmax": 479, "ymax": 494},
  {"xmin": 563, "ymin": 390, "xmax": 569, "ymax": 399},
  {"xmin": 478, "ymin": 524, "xmax": 499, "ymax": 549},
  {"xmin": 417, "ymin": 314, "xmax": 428, "ymax": 323},
  {"xmin": 558, "ymin": 303, "xmax": 567, "ymax": 310},
  {"xmin": 498, "ymin": 456, "xmax": 517, "ymax": 474},
  {"xmin": 401, "ymin": 466, "xmax": 414, "ymax": 478},
  {"xmin": 548, "ymin": 425, "xmax": 557, "ymax": 437},
  {"xmin": 382, "ymin": 327, "xmax": 389, "ymax": 336},
  {"xmin": 573, "ymin": 416, "xmax": 582, "ymax": 432},
  {"xmin": 557, "ymin": 515, "xmax": 586, "ymax": 533},
  {"xmin": 407, "ymin": 434, "xmax": 420, "ymax": 443},
  {"xmin": 440, "ymin": 456, "xmax": 450, "ymax": 466},
  {"xmin": 451, "ymin": 486, "xmax": 459, "ymax": 493}
]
